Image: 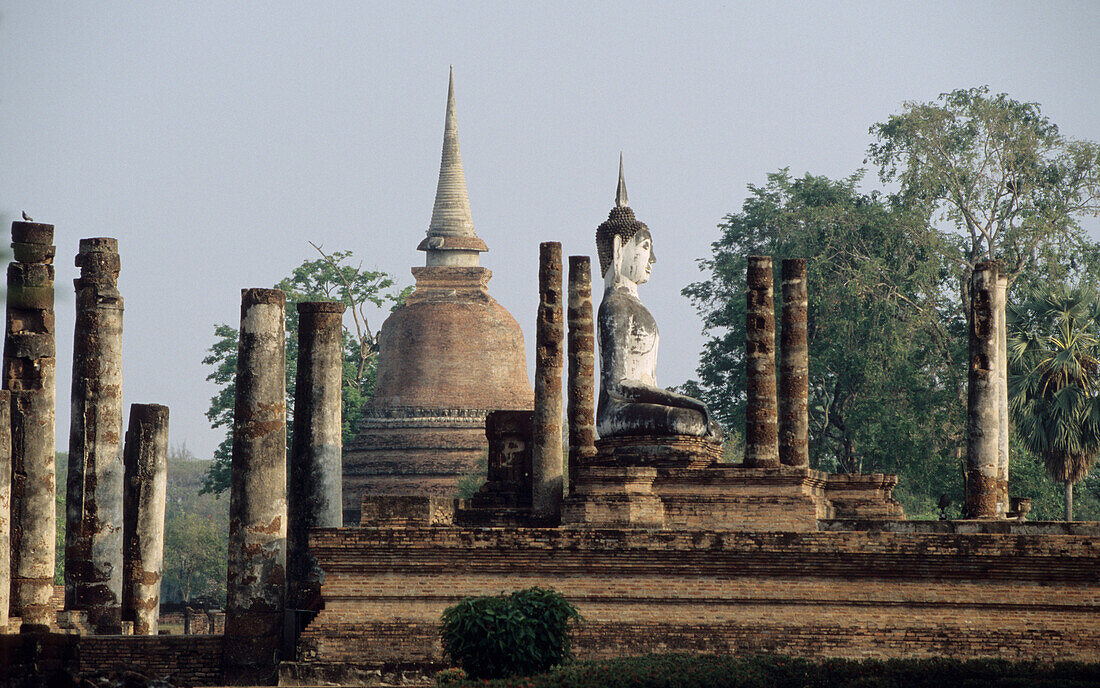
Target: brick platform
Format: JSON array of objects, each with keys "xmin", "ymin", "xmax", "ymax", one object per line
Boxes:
[{"xmin": 294, "ymin": 524, "xmax": 1100, "ymax": 676}]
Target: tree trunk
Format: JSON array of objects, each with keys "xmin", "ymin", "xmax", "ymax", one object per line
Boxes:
[{"xmin": 1065, "ymin": 480, "xmax": 1073, "ymax": 521}]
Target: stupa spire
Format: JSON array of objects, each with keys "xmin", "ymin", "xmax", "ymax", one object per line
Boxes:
[
  {"xmin": 427, "ymin": 66, "xmax": 476, "ymax": 238},
  {"xmin": 418, "ymin": 67, "xmax": 487, "ymax": 263},
  {"xmin": 615, "ymin": 152, "xmax": 629, "ymax": 208}
]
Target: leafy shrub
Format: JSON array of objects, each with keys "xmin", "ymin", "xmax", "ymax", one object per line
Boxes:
[{"xmin": 439, "ymin": 586, "xmax": 582, "ymax": 680}]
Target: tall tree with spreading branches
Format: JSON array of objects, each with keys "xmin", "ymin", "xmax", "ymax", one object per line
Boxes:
[{"xmin": 868, "ymin": 86, "xmax": 1100, "ymax": 301}]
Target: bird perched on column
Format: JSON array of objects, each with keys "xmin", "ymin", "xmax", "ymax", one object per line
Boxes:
[{"xmin": 21, "ymin": 211, "xmax": 33, "ymax": 221}]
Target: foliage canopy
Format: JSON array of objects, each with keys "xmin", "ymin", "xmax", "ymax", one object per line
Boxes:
[
  {"xmin": 683, "ymin": 170, "xmax": 966, "ymax": 511},
  {"xmin": 868, "ymin": 86, "xmax": 1100, "ymax": 289}
]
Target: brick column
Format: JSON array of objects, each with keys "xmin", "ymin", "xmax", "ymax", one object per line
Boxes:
[
  {"xmin": 995, "ymin": 274, "xmax": 1009, "ymax": 515},
  {"xmin": 65, "ymin": 237, "xmax": 125, "ymax": 634},
  {"xmin": 532, "ymin": 242, "xmax": 563, "ymax": 521},
  {"xmin": 567, "ymin": 255, "xmax": 596, "ymax": 489},
  {"xmin": 966, "ymin": 261, "xmax": 1001, "ymax": 518},
  {"xmin": 288, "ymin": 301, "xmax": 344, "ymax": 612},
  {"xmin": 779, "ymin": 258, "xmax": 809, "ymax": 468},
  {"xmin": 5, "ymin": 220, "xmax": 57, "ymax": 632},
  {"xmin": 0, "ymin": 391, "xmax": 10, "ymax": 630},
  {"xmin": 121, "ymin": 403, "xmax": 168, "ymax": 635},
  {"xmin": 225, "ymin": 288, "xmax": 286, "ymax": 684},
  {"xmin": 745, "ymin": 256, "xmax": 779, "ymax": 468}
]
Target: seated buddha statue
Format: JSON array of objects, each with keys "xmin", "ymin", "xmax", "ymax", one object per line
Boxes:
[{"xmin": 595, "ymin": 161, "xmax": 723, "ymax": 441}]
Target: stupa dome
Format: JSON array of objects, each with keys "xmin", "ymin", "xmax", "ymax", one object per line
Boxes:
[{"xmin": 370, "ymin": 268, "xmax": 532, "ymax": 410}]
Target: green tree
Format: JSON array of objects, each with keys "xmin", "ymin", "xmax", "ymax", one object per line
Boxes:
[
  {"xmin": 161, "ymin": 444, "xmax": 230, "ymax": 606},
  {"xmin": 164, "ymin": 510, "xmax": 226, "ymax": 606},
  {"xmin": 1008, "ymin": 285, "xmax": 1100, "ymax": 520},
  {"xmin": 868, "ymin": 86, "xmax": 1100, "ymax": 297},
  {"xmin": 201, "ymin": 247, "xmax": 409, "ymax": 494},
  {"xmin": 683, "ymin": 170, "xmax": 966, "ymax": 515}
]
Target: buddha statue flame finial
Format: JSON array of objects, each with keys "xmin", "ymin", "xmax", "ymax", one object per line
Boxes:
[{"xmin": 616, "ymin": 152, "xmax": 629, "ymax": 208}]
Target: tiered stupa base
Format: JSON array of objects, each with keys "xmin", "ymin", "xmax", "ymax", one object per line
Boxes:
[
  {"xmin": 562, "ymin": 435, "xmax": 903, "ymax": 530},
  {"xmin": 342, "ymin": 407, "xmax": 491, "ymax": 523}
]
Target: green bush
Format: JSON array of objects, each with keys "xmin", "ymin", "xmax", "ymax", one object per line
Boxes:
[{"xmin": 439, "ymin": 586, "xmax": 582, "ymax": 680}]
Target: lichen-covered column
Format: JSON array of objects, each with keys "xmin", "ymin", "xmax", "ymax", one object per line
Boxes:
[
  {"xmin": 0, "ymin": 391, "xmax": 11, "ymax": 630},
  {"xmin": 288, "ymin": 301, "xmax": 344, "ymax": 613},
  {"xmin": 995, "ymin": 273, "xmax": 1009, "ymax": 515},
  {"xmin": 779, "ymin": 258, "xmax": 810, "ymax": 468},
  {"xmin": 121, "ymin": 403, "xmax": 168, "ymax": 635},
  {"xmin": 5, "ymin": 219, "xmax": 57, "ymax": 632},
  {"xmin": 65, "ymin": 237, "xmax": 125, "ymax": 634},
  {"xmin": 533, "ymin": 242, "xmax": 564, "ymax": 520},
  {"xmin": 225, "ymin": 288, "xmax": 286, "ymax": 684},
  {"xmin": 567, "ymin": 255, "xmax": 596, "ymax": 487},
  {"xmin": 966, "ymin": 261, "xmax": 1001, "ymax": 518},
  {"xmin": 745, "ymin": 256, "xmax": 779, "ymax": 468}
]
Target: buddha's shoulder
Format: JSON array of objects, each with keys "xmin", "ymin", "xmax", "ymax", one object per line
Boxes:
[{"xmin": 598, "ymin": 290, "xmax": 654, "ymax": 323}]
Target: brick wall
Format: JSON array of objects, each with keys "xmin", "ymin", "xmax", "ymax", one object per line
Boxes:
[
  {"xmin": 296, "ymin": 526, "xmax": 1100, "ymax": 670},
  {"xmin": 0, "ymin": 634, "xmax": 223, "ymax": 686},
  {"xmin": 77, "ymin": 635, "xmax": 223, "ymax": 686}
]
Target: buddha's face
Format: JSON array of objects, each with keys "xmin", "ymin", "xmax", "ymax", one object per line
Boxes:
[{"xmin": 620, "ymin": 230, "xmax": 656, "ymax": 285}]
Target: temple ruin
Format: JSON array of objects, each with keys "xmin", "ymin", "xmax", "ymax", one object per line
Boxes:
[{"xmin": 1, "ymin": 73, "xmax": 1098, "ymax": 687}]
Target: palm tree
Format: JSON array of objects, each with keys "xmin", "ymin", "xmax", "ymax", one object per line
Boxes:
[{"xmin": 1007, "ymin": 285, "xmax": 1100, "ymax": 520}]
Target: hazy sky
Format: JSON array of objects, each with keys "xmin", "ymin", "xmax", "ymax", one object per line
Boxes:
[{"xmin": 2, "ymin": 2, "xmax": 1098, "ymax": 460}]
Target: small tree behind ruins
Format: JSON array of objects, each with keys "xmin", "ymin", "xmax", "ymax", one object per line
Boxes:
[{"xmin": 201, "ymin": 247, "xmax": 409, "ymax": 494}]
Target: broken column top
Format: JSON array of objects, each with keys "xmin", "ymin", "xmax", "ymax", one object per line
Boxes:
[
  {"xmin": 12, "ymin": 221, "xmax": 54, "ymax": 246},
  {"xmin": 241, "ymin": 287, "xmax": 286, "ymax": 307},
  {"xmin": 75, "ymin": 237, "xmax": 121, "ymax": 283},
  {"xmin": 78, "ymin": 237, "xmax": 118, "ymax": 254},
  {"xmin": 12, "ymin": 221, "xmax": 55, "ymax": 265},
  {"xmin": 297, "ymin": 301, "xmax": 346, "ymax": 314}
]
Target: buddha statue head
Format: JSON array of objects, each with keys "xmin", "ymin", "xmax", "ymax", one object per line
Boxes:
[{"xmin": 596, "ymin": 159, "xmax": 656, "ymax": 291}]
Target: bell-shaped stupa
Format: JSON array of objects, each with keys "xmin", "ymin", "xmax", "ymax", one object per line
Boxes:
[{"xmin": 343, "ymin": 69, "xmax": 533, "ymax": 518}]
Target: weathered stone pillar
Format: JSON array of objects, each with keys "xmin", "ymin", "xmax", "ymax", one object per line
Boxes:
[
  {"xmin": 288, "ymin": 301, "xmax": 344, "ymax": 613},
  {"xmin": 121, "ymin": 403, "xmax": 168, "ymax": 635},
  {"xmin": 779, "ymin": 258, "xmax": 810, "ymax": 468},
  {"xmin": 567, "ymin": 255, "xmax": 596, "ymax": 489},
  {"xmin": 966, "ymin": 261, "xmax": 1001, "ymax": 518},
  {"xmin": 532, "ymin": 243, "xmax": 564, "ymax": 521},
  {"xmin": 745, "ymin": 256, "xmax": 779, "ymax": 468},
  {"xmin": 225, "ymin": 288, "xmax": 286, "ymax": 684},
  {"xmin": 64, "ymin": 237, "xmax": 125, "ymax": 634},
  {"xmin": 995, "ymin": 274, "xmax": 1009, "ymax": 515},
  {"xmin": 5, "ymin": 219, "xmax": 57, "ymax": 632},
  {"xmin": 0, "ymin": 391, "xmax": 11, "ymax": 630}
]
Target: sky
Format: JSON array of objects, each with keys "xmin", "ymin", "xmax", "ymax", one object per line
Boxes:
[{"xmin": 2, "ymin": 2, "xmax": 1099, "ymax": 461}]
